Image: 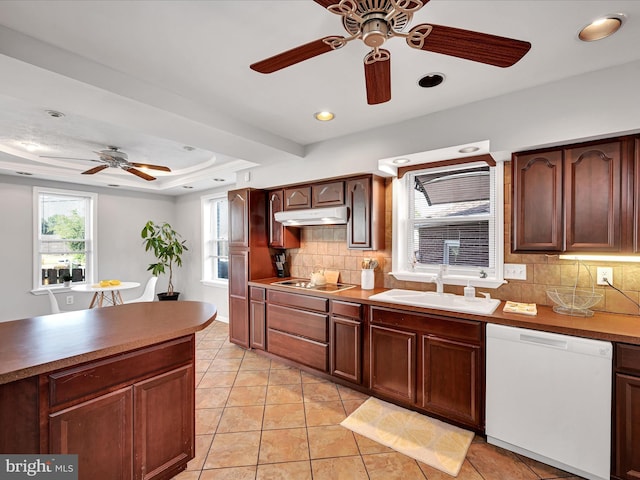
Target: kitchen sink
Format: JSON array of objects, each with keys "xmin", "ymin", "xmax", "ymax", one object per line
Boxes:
[
  {"xmin": 367, "ymin": 289, "xmax": 501, "ymax": 316},
  {"xmin": 270, "ymin": 279, "xmax": 356, "ymax": 293}
]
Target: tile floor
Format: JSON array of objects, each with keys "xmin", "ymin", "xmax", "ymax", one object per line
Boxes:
[{"xmin": 174, "ymin": 321, "xmax": 585, "ymax": 480}]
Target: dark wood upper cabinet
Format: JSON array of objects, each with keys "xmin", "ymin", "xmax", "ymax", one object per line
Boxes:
[
  {"xmin": 312, "ymin": 181, "xmax": 345, "ymax": 207},
  {"xmin": 268, "ymin": 189, "xmax": 300, "ymax": 249},
  {"xmin": 512, "ymin": 150, "xmax": 563, "ymax": 251},
  {"xmin": 346, "ymin": 175, "xmax": 385, "ymax": 250},
  {"xmin": 564, "ymin": 141, "xmax": 621, "ymax": 251},
  {"xmin": 634, "ymin": 138, "xmax": 640, "ymax": 252},
  {"xmin": 512, "ymin": 137, "xmax": 630, "ymax": 253},
  {"xmin": 284, "ymin": 186, "xmax": 311, "ymax": 210},
  {"xmin": 228, "ymin": 189, "xmax": 249, "ymax": 248}
]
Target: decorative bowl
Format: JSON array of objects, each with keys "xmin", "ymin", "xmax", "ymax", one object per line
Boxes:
[{"xmin": 546, "ymin": 287, "xmax": 603, "ymax": 317}]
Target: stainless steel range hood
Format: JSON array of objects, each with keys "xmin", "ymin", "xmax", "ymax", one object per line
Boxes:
[{"xmin": 274, "ymin": 206, "xmax": 349, "ymax": 226}]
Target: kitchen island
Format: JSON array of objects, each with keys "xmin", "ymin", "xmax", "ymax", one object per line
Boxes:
[{"xmin": 0, "ymin": 301, "xmax": 216, "ymax": 480}]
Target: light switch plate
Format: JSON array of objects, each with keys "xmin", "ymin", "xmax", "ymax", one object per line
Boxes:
[{"xmin": 504, "ymin": 263, "xmax": 527, "ymax": 280}]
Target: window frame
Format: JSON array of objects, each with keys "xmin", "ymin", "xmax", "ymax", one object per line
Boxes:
[
  {"xmin": 391, "ymin": 160, "xmax": 505, "ymax": 289},
  {"xmin": 33, "ymin": 186, "xmax": 97, "ymax": 292},
  {"xmin": 201, "ymin": 193, "xmax": 229, "ymax": 286}
]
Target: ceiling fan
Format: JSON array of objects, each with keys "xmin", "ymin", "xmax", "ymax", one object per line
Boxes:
[
  {"xmin": 42, "ymin": 146, "xmax": 171, "ymax": 181},
  {"xmin": 250, "ymin": 0, "xmax": 531, "ymax": 105}
]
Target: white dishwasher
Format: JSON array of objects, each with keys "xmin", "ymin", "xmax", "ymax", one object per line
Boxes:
[{"xmin": 486, "ymin": 324, "xmax": 612, "ymax": 480}]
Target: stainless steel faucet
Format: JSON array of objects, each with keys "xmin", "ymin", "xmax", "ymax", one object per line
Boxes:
[{"xmin": 432, "ymin": 264, "xmax": 446, "ymax": 294}]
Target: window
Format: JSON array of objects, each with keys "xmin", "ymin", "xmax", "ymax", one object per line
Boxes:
[
  {"xmin": 34, "ymin": 187, "xmax": 97, "ymax": 290},
  {"xmin": 202, "ymin": 194, "xmax": 229, "ymax": 284},
  {"xmin": 391, "ymin": 161, "xmax": 504, "ymax": 288}
]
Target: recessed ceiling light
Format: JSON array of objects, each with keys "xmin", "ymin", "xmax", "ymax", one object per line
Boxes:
[
  {"xmin": 213, "ymin": 178, "xmax": 225, "ymax": 182},
  {"xmin": 458, "ymin": 146, "xmax": 480, "ymax": 154},
  {"xmin": 45, "ymin": 109, "xmax": 65, "ymax": 118},
  {"xmin": 183, "ymin": 146, "xmax": 196, "ymax": 151},
  {"xmin": 183, "ymin": 185, "xmax": 194, "ymax": 189},
  {"xmin": 314, "ymin": 111, "xmax": 335, "ymax": 122},
  {"xmin": 578, "ymin": 15, "xmax": 624, "ymax": 41},
  {"xmin": 418, "ymin": 73, "xmax": 445, "ymax": 88},
  {"xmin": 392, "ymin": 158, "xmax": 411, "ymax": 165}
]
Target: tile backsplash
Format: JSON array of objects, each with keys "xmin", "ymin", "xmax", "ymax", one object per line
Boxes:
[{"xmin": 285, "ymin": 171, "xmax": 640, "ymax": 316}]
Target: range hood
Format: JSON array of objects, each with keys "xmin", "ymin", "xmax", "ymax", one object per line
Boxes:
[{"xmin": 274, "ymin": 206, "xmax": 349, "ymax": 226}]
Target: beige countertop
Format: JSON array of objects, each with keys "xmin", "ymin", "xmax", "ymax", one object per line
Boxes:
[
  {"xmin": 0, "ymin": 301, "xmax": 217, "ymax": 385},
  {"xmin": 249, "ymin": 278, "xmax": 640, "ymax": 345}
]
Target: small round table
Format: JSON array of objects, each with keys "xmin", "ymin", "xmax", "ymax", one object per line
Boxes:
[{"xmin": 71, "ymin": 282, "xmax": 141, "ymax": 308}]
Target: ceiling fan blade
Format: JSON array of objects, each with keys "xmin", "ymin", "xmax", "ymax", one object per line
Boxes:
[
  {"xmin": 364, "ymin": 50, "xmax": 391, "ymax": 105},
  {"xmin": 81, "ymin": 165, "xmax": 109, "ymax": 175},
  {"xmin": 250, "ymin": 37, "xmax": 344, "ymax": 74},
  {"xmin": 313, "ymin": 0, "xmax": 337, "ymax": 7},
  {"xmin": 129, "ymin": 162, "xmax": 171, "ymax": 172},
  {"xmin": 125, "ymin": 167, "xmax": 156, "ymax": 181},
  {"xmin": 407, "ymin": 23, "xmax": 531, "ymax": 67}
]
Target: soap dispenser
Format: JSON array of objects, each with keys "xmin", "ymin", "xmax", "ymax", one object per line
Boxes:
[{"xmin": 464, "ymin": 281, "xmax": 476, "ymax": 300}]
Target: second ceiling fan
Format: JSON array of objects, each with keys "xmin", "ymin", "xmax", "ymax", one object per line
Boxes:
[{"xmin": 250, "ymin": 0, "xmax": 531, "ymax": 105}]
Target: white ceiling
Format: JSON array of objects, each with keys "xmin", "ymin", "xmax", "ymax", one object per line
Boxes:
[{"xmin": 0, "ymin": 0, "xmax": 639, "ymax": 194}]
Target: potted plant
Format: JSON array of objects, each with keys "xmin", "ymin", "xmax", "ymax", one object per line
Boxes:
[
  {"xmin": 62, "ymin": 273, "xmax": 72, "ymax": 287},
  {"xmin": 140, "ymin": 220, "xmax": 188, "ymax": 301}
]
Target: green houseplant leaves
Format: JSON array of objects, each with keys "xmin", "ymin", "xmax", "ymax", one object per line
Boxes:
[{"xmin": 140, "ymin": 220, "xmax": 187, "ymax": 296}]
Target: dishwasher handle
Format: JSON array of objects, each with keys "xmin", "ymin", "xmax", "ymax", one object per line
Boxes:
[{"xmin": 519, "ymin": 333, "xmax": 567, "ymax": 349}]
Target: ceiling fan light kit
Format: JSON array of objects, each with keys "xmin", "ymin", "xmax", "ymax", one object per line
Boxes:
[{"xmin": 250, "ymin": 0, "xmax": 531, "ymax": 105}]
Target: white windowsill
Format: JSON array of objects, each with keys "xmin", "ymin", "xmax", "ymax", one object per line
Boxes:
[
  {"xmin": 390, "ymin": 271, "xmax": 506, "ymax": 289},
  {"xmin": 201, "ymin": 279, "xmax": 229, "ymax": 288}
]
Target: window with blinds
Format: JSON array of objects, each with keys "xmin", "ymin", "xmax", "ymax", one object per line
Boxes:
[
  {"xmin": 202, "ymin": 194, "xmax": 229, "ymax": 283},
  {"xmin": 404, "ymin": 163, "xmax": 500, "ymax": 280}
]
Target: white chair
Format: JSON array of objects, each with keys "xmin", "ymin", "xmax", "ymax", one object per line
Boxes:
[
  {"xmin": 123, "ymin": 277, "xmax": 158, "ymax": 304},
  {"xmin": 47, "ymin": 289, "xmax": 64, "ymax": 314}
]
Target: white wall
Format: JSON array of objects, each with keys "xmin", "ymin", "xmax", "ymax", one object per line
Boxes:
[{"xmin": 0, "ymin": 175, "xmax": 176, "ymax": 321}]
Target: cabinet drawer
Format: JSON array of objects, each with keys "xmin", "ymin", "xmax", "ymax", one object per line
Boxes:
[
  {"xmin": 250, "ymin": 286, "xmax": 266, "ymax": 301},
  {"xmin": 49, "ymin": 336, "xmax": 194, "ymax": 408},
  {"xmin": 331, "ymin": 300, "xmax": 362, "ymax": 319},
  {"xmin": 268, "ymin": 329, "xmax": 329, "ymax": 372},
  {"xmin": 616, "ymin": 343, "xmax": 640, "ymax": 375},
  {"xmin": 267, "ymin": 290, "xmax": 328, "ymax": 312},
  {"xmin": 267, "ymin": 304, "xmax": 328, "ymax": 342},
  {"xmin": 371, "ymin": 307, "xmax": 481, "ymax": 343}
]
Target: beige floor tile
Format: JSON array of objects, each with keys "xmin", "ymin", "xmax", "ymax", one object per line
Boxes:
[
  {"xmin": 307, "ymin": 425, "xmax": 359, "ymax": 459},
  {"xmin": 269, "ymin": 360, "xmax": 296, "ymax": 370},
  {"xmin": 199, "ymin": 466, "xmax": 256, "ymax": 480},
  {"xmin": 336, "ymin": 385, "xmax": 369, "ymax": 402},
  {"xmin": 196, "ymin": 339, "xmax": 225, "ymax": 350},
  {"xmin": 195, "ymin": 359, "xmax": 213, "ymax": 372},
  {"xmin": 194, "ymin": 371, "xmax": 206, "ymax": 388},
  {"xmin": 172, "ymin": 470, "xmax": 201, "ymax": 480},
  {"xmin": 302, "ymin": 382, "xmax": 340, "ymax": 402},
  {"xmin": 196, "ymin": 348, "xmax": 218, "ymax": 360},
  {"xmin": 352, "ymin": 432, "xmax": 394, "ymax": 455},
  {"xmin": 240, "ymin": 355, "xmax": 272, "ymax": 370},
  {"xmin": 217, "ymin": 405, "xmax": 264, "ymax": 433},
  {"xmin": 226, "ymin": 385, "xmax": 267, "ymax": 406},
  {"xmin": 342, "ymin": 398, "xmax": 368, "ymax": 416},
  {"xmin": 262, "ymin": 403, "xmax": 306, "ymax": 430},
  {"xmin": 304, "ymin": 400, "xmax": 346, "ymax": 426},
  {"xmin": 301, "ymin": 371, "xmax": 330, "ymax": 384},
  {"xmin": 234, "ymin": 370, "xmax": 270, "ymax": 387},
  {"xmin": 268, "ymin": 368, "xmax": 302, "ymax": 385},
  {"xmin": 204, "ymin": 431, "xmax": 261, "ymax": 469},
  {"xmin": 256, "ymin": 461, "xmax": 312, "ymax": 480},
  {"xmin": 198, "ymin": 370, "xmax": 237, "ymax": 388},
  {"xmin": 418, "ymin": 458, "xmax": 483, "ymax": 480},
  {"xmin": 311, "ymin": 456, "xmax": 369, "ymax": 480},
  {"xmin": 361, "ymin": 452, "xmax": 427, "ymax": 480},
  {"xmin": 258, "ymin": 428, "xmax": 310, "ymax": 464},
  {"xmin": 466, "ymin": 442, "xmax": 539, "ymax": 480},
  {"xmin": 209, "ymin": 357, "xmax": 242, "ymax": 372},
  {"xmin": 195, "ymin": 387, "xmax": 230, "ymax": 409},
  {"xmin": 195, "ymin": 408, "xmax": 223, "ymax": 435},
  {"xmin": 517, "ymin": 454, "xmax": 576, "ymax": 479},
  {"xmin": 265, "ymin": 384, "xmax": 304, "ymax": 404},
  {"xmin": 215, "ymin": 346, "xmax": 246, "ymax": 359},
  {"xmin": 185, "ymin": 434, "xmax": 213, "ymax": 471}
]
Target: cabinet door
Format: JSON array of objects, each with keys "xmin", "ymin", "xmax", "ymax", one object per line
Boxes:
[
  {"xmin": 268, "ymin": 190, "xmax": 300, "ymax": 249},
  {"xmin": 512, "ymin": 150, "xmax": 563, "ymax": 251},
  {"xmin": 228, "ymin": 189, "xmax": 248, "ymax": 248},
  {"xmin": 229, "ymin": 250, "xmax": 249, "ymax": 347},
  {"xmin": 330, "ymin": 316, "xmax": 362, "ymax": 384},
  {"xmin": 634, "ymin": 138, "xmax": 640, "ymax": 252},
  {"xmin": 369, "ymin": 325, "xmax": 416, "ymax": 403},
  {"xmin": 420, "ymin": 335, "xmax": 482, "ymax": 429},
  {"xmin": 312, "ymin": 181, "xmax": 345, "ymax": 207},
  {"xmin": 50, "ymin": 387, "xmax": 133, "ymax": 480},
  {"xmin": 284, "ymin": 187, "xmax": 312, "ymax": 210},
  {"xmin": 250, "ymin": 287, "xmax": 266, "ymax": 350},
  {"xmin": 565, "ymin": 141, "xmax": 622, "ymax": 251},
  {"xmin": 346, "ymin": 177, "xmax": 372, "ymax": 249},
  {"xmin": 134, "ymin": 366, "xmax": 194, "ymax": 480},
  {"xmin": 615, "ymin": 373, "xmax": 640, "ymax": 480}
]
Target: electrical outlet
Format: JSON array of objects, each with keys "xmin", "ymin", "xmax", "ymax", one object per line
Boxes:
[
  {"xmin": 504, "ymin": 263, "xmax": 527, "ymax": 280},
  {"xmin": 66, "ymin": 295, "xmax": 74, "ymax": 305},
  {"xmin": 596, "ymin": 267, "xmax": 613, "ymax": 286}
]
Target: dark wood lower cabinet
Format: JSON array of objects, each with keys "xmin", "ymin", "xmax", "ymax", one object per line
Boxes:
[
  {"xmin": 330, "ymin": 316, "xmax": 362, "ymax": 384},
  {"xmin": 369, "ymin": 325, "xmax": 416, "ymax": 404},
  {"xmin": 614, "ymin": 343, "xmax": 640, "ymax": 480},
  {"xmin": 250, "ymin": 287, "xmax": 266, "ymax": 350}
]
